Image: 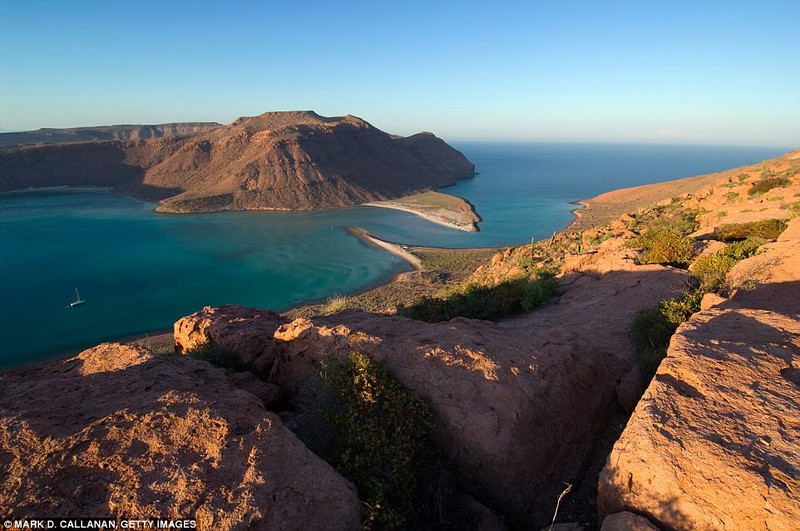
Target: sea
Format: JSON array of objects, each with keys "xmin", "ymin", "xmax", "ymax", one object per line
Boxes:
[{"xmin": 0, "ymin": 142, "xmax": 788, "ymax": 369}]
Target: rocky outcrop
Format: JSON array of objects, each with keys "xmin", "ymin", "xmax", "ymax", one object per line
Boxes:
[
  {"xmin": 173, "ymin": 305, "xmax": 288, "ymax": 374},
  {"xmin": 600, "ymin": 512, "xmax": 659, "ymax": 531},
  {"xmin": 271, "ymin": 310, "xmax": 616, "ymax": 528},
  {"xmin": 597, "ymin": 219, "xmax": 800, "ymax": 530},
  {"xmin": 0, "ymin": 111, "xmax": 474, "ymax": 213},
  {"xmin": 0, "ymin": 343, "xmax": 361, "ymax": 529}
]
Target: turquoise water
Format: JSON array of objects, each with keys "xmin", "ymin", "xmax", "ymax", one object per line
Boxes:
[{"xmin": 0, "ymin": 142, "xmax": 788, "ymax": 368}]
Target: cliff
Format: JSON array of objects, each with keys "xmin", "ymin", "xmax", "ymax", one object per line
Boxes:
[{"xmin": 0, "ymin": 111, "xmax": 475, "ymax": 213}]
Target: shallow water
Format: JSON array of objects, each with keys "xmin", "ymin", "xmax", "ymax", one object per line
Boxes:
[{"xmin": 0, "ymin": 142, "xmax": 787, "ymax": 368}]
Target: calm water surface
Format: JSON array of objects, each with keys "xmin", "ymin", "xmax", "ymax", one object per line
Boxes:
[{"xmin": 0, "ymin": 142, "xmax": 787, "ymax": 367}]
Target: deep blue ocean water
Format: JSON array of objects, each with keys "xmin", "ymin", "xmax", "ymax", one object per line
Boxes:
[{"xmin": 0, "ymin": 142, "xmax": 788, "ymax": 368}]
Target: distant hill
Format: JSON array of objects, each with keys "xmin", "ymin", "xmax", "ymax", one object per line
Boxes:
[
  {"xmin": 0, "ymin": 123, "xmax": 221, "ymax": 147},
  {"xmin": 0, "ymin": 111, "xmax": 474, "ymax": 213}
]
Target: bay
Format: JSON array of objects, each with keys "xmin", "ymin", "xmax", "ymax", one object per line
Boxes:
[{"xmin": 0, "ymin": 142, "xmax": 788, "ymax": 368}]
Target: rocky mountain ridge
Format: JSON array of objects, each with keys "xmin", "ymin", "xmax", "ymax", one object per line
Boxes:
[
  {"xmin": 0, "ymin": 122, "xmax": 221, "ymax": 147},
  {"xmin": 0, "ymin": 111, "xmax": 474, "ymax": 213}
]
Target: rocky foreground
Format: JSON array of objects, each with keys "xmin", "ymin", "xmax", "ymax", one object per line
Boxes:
[
  {"xmin": 0, "ymin": 111, "xmax": 474, "ymax": 214},
  {"xmin": 1, "ymin": 151, "xmax": 798, "ymax": 529}
]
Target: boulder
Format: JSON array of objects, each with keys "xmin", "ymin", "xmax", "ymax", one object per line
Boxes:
[
  {"xmin": 174, "ymin": 305, "xmax": 287, "ymax": 370},
  {"xmin": 615, "ymin": 367, "xmax": 646, "ymax": 414},
  {"xmin": 228, "ymin": 371, "xmax": 280, "ymax": 404},
  {"xmin": 0, "ymin": 343, "xmax": 361, "ymax": 530},
  {"xmin": 600, "ymin": 512, "xmax": 660, "ymax": 530},
  {"xmin": 597, "ymin": 219, "xmax": 800, "ymax": 530}
]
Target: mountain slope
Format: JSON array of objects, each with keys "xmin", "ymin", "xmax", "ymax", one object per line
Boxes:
[
  {"xmin": 0, "ymin": 122, "xmax": 221, "ymax": 147},
  {"xmin": 0, "ymin": 111, "xmax": 474, "ymax": 213}
]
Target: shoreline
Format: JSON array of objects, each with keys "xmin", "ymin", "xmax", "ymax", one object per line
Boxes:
[
  {"xmin": 346, "ymin": 227, "xmax": 423, "ymax": 270},
  {"xmin": 362, "ymin": 202, "xmax": 480, "ymax": 232},
  {"xmin": 12, "ymin": 158, "xmax": 762, "ymax": 363},
  {"xmin": 362, "ymin": 190, "xmax": 481, "ymax": 232}
]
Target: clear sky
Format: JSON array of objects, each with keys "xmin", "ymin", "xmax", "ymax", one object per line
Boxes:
[{"xmin": 1, "ymin": 1, "xmax": 798, "ymax": 146}]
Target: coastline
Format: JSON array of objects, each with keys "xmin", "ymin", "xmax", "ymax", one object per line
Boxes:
[
  {"xmin": 363, "ymin": 190, "xmax": 481, "ymax": 232},
  {"xmin": 20, "ymin": 153, "xmax": 787, "ymax": 362},
  {"xmin": 564, "ymin": 160, "xmax": 763, "ymax": 233},
  {"xmin": 345, "ymin": 227, "xmax": 423, "ymax": 270}
]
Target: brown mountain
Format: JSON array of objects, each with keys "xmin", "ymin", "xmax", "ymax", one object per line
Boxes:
[
  {"xmin": 0, "ymin": 122, "xmax": 221, "ymax": 147},
  {"xmin": 0, "ymin": 111, "xmax": 474, "ymax": 213}
]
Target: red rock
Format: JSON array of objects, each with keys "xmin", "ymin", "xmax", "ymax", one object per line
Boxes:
[
  {"xmin": 173, "ymin": 305, "xmax": 287, "ymax": 370},
  {"xmin": 228, "ymin": 371, "xmax": 280, "ymax": 404},
  {"xmin": 600, "ymin": 512, "xmax": 660, "ymax": 530},
  {"xmin": 615, "ymin": 367, "xmax": 646, "ymax": 414},
  {"xmin": 0, "ymin": 343, "xmax": 361, "ymax": 529},
  {"xmin": 597, "ymin": 219, "xmax": 800, "ymax": 530},
  {"xmin": 272, "ymin": 310, "xmax": 615, "ymax": 528}
]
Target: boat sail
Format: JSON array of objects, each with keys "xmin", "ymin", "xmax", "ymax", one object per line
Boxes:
[{"xmin": 67, "ymin": 288, "xmax": 85, "ymax": 308}]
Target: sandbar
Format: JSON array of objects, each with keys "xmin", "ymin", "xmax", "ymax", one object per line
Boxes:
[
  {"xmin": 364, "ymin": 190, "xmax": 481, "ymax": 232},
  {"xmin": 346, "ymin": 227, "xmax": 423, "ymax": 270}
]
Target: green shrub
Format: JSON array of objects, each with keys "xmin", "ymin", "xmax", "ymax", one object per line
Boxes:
[
  {"xmin": 748, "ymin": 175, "xmax": 791, "ymax": 196},
  {"xmin": 788, "ymin": 200, "xmax": 800, "ymax": 218},
  {"xmin": 631, "ymin": 289, "xmax": 703, "ymax": 379},
  {"xmin": 313, "ymin": 352, "xmax": 430, "ymax": 529},
  {"xmin": 714, "ymin": 219, "xmax": 787, "ymax": 241},
  {"xmin": 723, "ymin": 237, "xmax": 766, "ymax": 260},
  {"xmin": 183, "ymin": 339, "xmax": 244, "ymax": 372},
  {"xmin": 628, "ymin": 206, "xmax": 698, "ymax": 266},
  {"xmin": 689, "ymin": 237, "xmax": 765, "ymax": 293},
  {"xmin": 690, "ymin": 253, "xmax": 737, "ymax": 293},
  {"xmin": 402, "ymin": 270, "xmax": 558, "ymax": 322},
  {"xmin": 632, "ymin": 228, "xmax": 694, "ymax": 266}
]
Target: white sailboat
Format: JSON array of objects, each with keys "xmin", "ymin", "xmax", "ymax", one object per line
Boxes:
[{"xmin": 67, "ymin": 288, "xmax": 85, "ymax": 308}]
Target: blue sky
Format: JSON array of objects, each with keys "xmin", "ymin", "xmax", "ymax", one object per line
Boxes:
[{"xmin": 1, "ymin": 1, "xmax": 798, "ymax": 146}]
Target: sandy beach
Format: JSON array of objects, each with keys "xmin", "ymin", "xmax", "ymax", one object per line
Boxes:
[
  {"xmin": 346, "ymin": 227, "xmax": 423, "ymax": 270},
  {"xmin": 363, "ymin": 190, "xmax": 481, "ymax": 232}
]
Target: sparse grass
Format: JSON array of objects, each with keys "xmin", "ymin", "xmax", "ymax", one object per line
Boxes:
[
  {"xmin": 724, "ymin": 191, "xmax": 742, "ymax": 204},
  {"xmin": 737, "ymin": 173, "xmax": 750, "ymax": 182},
  {"xmin": 789, "ymin": 200, "xmax": 800, "ymax": 218},
  {"xmin": 714, "ymin": 219, "xmax": 787, "ymax": 241},
  {"xmin": 767, "ymin": 196, "xmax": 784, "ymax": 202},
  {"xmin": 415, "ymin": 248, "xmax": 499, "ymax": 278},
  {"xmin": 717, "ymin": 210, "xmax": 728, "ymax": 218},
  {"xmin": 321, "ymin": 294, "xmax": 353, "ymax": 315},
  {"xmin": 401, "ymin": 269, "xmax": 558, "ymax": 322}
]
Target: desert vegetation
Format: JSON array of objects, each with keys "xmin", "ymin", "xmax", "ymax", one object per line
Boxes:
[
  {"xmin": 182, "ymin": 339, "xmax": 245, "ymax": 372},
  {"xmin": 714, "ymin": 219, "xmax": 787, "ymax": 241},
  {"xmin": 627, "ymin": 204, "xmax": 698, "ymax": 266},
  {"xmin": 401, "ymin": 269, "xmax": 558, "ymax": 322},
  {"xmin": 297, "ymin": 352, "xmax": 444, "ymax": 529},
  {"xmin": 747, "ymin": 166, "xmax": 794, "ymax": 196},
  {"xmin": 631, "ymin": 228, "xmax": 773, "ymax": 379}
]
